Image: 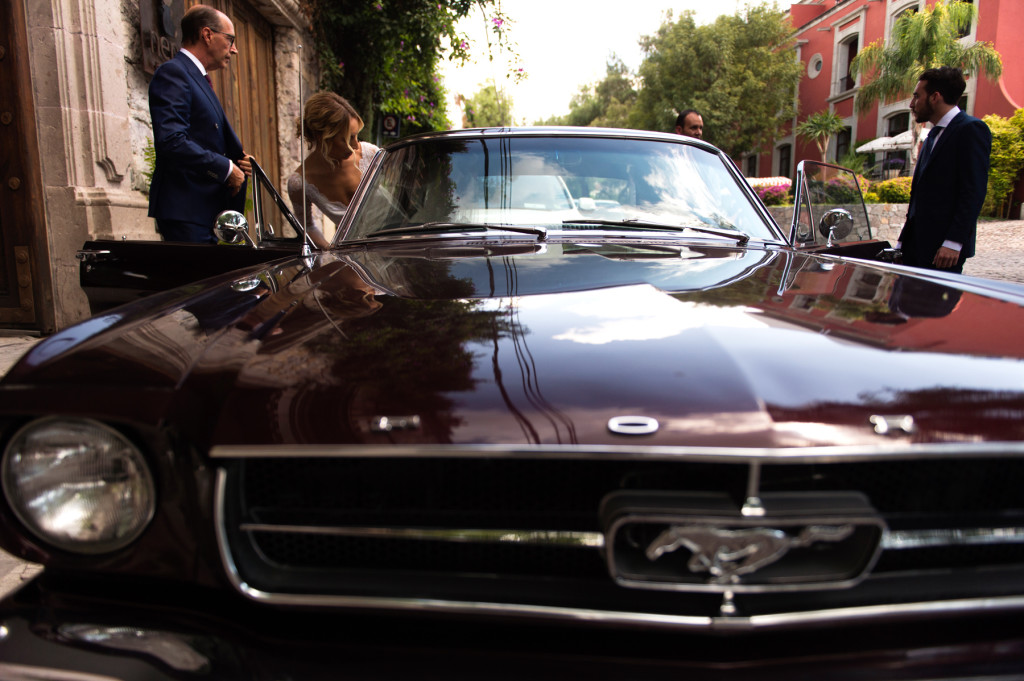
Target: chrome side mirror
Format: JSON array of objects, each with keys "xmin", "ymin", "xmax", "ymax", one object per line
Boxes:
[
  {"xmin": 818, "ymin": 208, "xmax": 853, "ymax": 247},
  {"xmin": 215, "ymin": 210, "xmax": 257, "ymax": 247}
]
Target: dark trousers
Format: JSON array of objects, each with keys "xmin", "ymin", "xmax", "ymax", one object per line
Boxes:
[
  {"xmin": 157, "ymin": 219, "xmax": 217, "ymax": 243},
  {"xmin": 900, "ymin": 225, "xmax": 968, "ymax": 274}
]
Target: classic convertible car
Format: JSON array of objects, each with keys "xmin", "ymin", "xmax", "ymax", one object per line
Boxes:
[{"xmin": 3, "ymin": 127, "xmax": 1024, "ymax": 678}]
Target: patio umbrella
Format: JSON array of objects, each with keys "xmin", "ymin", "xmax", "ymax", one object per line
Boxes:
[
  {"xmin": 856, "ymin": 136, "xmax": 898, "ymax": 153},
  {"xmin": 857, "ymin": 128, "xmax": 929, "ymax": 153}
]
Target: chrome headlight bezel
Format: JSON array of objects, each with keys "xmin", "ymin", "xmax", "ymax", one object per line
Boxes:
[{"xmin": 2, "ymin": 416, "xmax": 156, "ymax": 555}]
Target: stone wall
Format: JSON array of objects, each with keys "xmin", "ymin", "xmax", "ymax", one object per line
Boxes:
[
  {"xmin": 767, "ymin": 204, "xmax": 907, "ymax": 243},
  {"xmin": 26, "ymin": 0, "xmax": 312, "ymax": 329}
]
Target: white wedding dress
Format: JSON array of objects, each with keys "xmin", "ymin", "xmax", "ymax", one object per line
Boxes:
[{"xmin": 286, "ymin": 141, "xmax": 379, "ymax": 245}]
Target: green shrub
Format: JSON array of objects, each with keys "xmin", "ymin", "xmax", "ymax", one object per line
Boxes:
[
  {"xmin": 982, "ymin": 110, "xmax": 1024, "ymax": 217},
  {"xmin": 873, "ymin": 176, "xmax": 913, "ymax": 203},
  {"xmin": 862, "ymin": 190, "xmax": 881, "ymax": 204},
  {"xmin": 838, "ymin": 149, "xmax": 870, "ymax": 175}
]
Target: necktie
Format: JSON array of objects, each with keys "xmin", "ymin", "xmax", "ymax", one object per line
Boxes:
[
  {"xmin": 917, "ymin": 126, "xmax": 943, "ymax": 170},
  {"xmin": 204, "ymin": 74, "xmax": 212, "ymax": 86},
  {"xmin": 908, "ymin": 125, "xmax": 944, "ymax": 219}
]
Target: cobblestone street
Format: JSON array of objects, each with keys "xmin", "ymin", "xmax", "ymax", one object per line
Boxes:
[{"xmin": 961, "ymin": 219, "xmax": 1024, "ymax": 284}]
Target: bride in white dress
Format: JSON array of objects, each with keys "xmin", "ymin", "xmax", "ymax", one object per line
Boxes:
[{"xmin": 287, "ymin": 92, "xmax": 379, "ymax": 248}]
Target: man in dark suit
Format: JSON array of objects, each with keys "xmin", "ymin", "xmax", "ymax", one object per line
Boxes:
[
  {"xmin": 148, "ymin": 4, "xmax": 250, "ymax": 243},
  {"xmin": 899, "ymin": 66, "xmax": 991, "ymax": 273}
]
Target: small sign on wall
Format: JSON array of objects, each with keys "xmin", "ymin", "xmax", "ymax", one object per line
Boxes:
[
  {"xmin": 380, "ymin": 113, "xmax": 401, "ymax": 139},
  {"xmin": 141, "ymin": 0, "xmax": 184, "ymax": 74}
]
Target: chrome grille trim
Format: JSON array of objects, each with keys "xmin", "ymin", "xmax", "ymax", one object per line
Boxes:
[
  {"xmin": 239, "ymin": 523, "xmax": 605, "ymax": 547},
  {"xmin": 216, "ymin": 466, "xmax": 1024, "ymax": 629},
  {"xmin": 883, "ymin": 527, "xmax": 1024, "ymax": 550},
  {"xmin": 237, "ymin": 522, "xmax": 1024, "ymax": 552},
  {"xmin": 227, "ymin": 578, "xmax": 1024, "ymax": 633},
  {"xmin": 210, "ymin": 441, "xmax": 1024, "ymax": 463}
]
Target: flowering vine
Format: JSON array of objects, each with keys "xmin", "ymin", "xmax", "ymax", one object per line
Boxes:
[{"xmin": 305, "ymin": 0, "xmax": 525, "ymax": 136}]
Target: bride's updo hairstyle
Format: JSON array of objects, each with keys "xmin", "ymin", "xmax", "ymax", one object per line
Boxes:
[{"xmin": 297, "ymin": 92, "xmax": 364, "ymax": 169}]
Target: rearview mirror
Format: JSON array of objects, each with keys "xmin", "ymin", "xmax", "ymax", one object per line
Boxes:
[
  {"xmin": 215, "ymin": 211, "xmax": 256, "ymax": 247},
  {"xmin": 818, "ymin": 208, "xmax": 853, "ymax": 246}
]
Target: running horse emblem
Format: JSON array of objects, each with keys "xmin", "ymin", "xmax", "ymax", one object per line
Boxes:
[{"xmin": 645, "ymin": 524, "xmax": 854, "ymax": 584}]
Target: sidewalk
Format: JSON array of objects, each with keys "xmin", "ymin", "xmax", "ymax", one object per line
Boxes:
[
  {"xmin": 0, "ymin": 332, "xmax": 44, "ymax": 597},
  {"xmin": 0, "ymin": 332, "xmax": 41, "ymax": 376}
]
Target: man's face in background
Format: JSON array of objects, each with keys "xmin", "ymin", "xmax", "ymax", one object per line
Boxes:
[{"xmin": 676, "ymin": 113, "xmax": 704, "ymax": 139}]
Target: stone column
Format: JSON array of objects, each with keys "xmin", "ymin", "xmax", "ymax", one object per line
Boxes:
[{"xmin": 29, "ymin": 0, "xmax": 153, "ymax": 327}]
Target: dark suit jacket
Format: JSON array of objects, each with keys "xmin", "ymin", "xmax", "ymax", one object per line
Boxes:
[
  {"xmin": 900, "ymin": 111, "xmax": 991, "ymax": 267},
  {"xmin": 148, "ymin": 51, "xmax": 245, "ymax": 229}
]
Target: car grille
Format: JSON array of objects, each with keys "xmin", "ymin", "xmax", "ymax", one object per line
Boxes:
[{"xmin": 214, "ymin": 445, "xmax": 1024, "ymax": 629}]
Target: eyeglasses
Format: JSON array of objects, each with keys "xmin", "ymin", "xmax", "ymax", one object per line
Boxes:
[{"xmin": 208, "ymin": 28, "xmax": 235, "ymax": 47}]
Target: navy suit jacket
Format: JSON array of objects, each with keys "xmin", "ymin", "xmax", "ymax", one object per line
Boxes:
[
  {"xmin": 900, "ymin": 111, "xmax": 991, "ymax": 266},
  {"xmin": 148, "ymin": 51, "xmax": 245, "ymax": 228}
]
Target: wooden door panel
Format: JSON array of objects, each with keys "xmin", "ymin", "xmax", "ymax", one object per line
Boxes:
[{"xmin": 0, "ymin": 0, "xmax": 45, "ymax": 327}]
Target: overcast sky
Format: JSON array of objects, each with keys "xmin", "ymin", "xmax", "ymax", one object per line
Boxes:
[{"xmin": 441, "ymin": 0, "xmax": 746, "ymax": 125}]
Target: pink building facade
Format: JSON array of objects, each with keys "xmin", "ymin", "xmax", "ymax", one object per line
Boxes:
[{"xmin": 745, "ymin": 0, "xmax": 1023, "ymax": 189}]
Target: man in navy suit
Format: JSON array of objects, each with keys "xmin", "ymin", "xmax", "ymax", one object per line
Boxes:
[
  {"xmin": 148, "ymin": 4, "xmax": 250, "ymax": 242},
  {"xmin": 899, "ymin": 66, "xmax": 991, "ymax": 273}
]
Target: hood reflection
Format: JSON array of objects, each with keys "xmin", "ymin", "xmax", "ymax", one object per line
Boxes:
[{"xmin": 186, "ymin": 247, "xmax": 1024, "ymax": 448}]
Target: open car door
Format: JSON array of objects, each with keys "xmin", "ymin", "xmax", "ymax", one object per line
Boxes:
[
  {"xmin": 77, "ymin": 160, "xmax": 307, "ymax": 314},
  {"xmin": 790, "ymin": 161, "xmax": 891, "ymax": 260}
]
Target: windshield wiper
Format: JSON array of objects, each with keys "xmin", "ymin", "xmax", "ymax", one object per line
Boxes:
[
  {"xmin": 372, "ymin": 222, "xmax": 548, "ymax": 239},
  {"xmin": 561, "ymin": 219, "xmax": 749, "ymax": 245}
]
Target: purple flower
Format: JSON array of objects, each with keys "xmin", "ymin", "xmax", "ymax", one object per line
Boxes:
[
  {"xmin": 460, "ymin": 40, "xmax": 468, "ymax": 49},
  {"xmin": 375, "ymin": 3, "xmax": 382, "ymax": 10},
  {"xmin": 754, "ymin": 183, "xmax": 791, "ymax": 206},
  {"xmin": 492, "ymin": 17, "xmax": 503, "ymax": 26}
]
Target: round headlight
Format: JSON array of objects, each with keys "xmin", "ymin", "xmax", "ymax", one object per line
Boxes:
[{"xmin": 2, "ymin": 417, "xmax": 155, "ymax": 554}]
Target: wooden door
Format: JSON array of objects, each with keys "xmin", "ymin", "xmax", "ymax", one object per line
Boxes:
[
  {"xmin": 0, "ymin": 0, "xmax": 47, "ymax": 328},
  {"xmin": 200, "ymin": 0, "xmax": 281, "ymax": 191},
  {"xmin": 184, "ymin": 0, "xmax": 285, "ymax": 233}
]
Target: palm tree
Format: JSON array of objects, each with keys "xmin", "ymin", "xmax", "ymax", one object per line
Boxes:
[
  {"xmin": 849, "ymin": 1, "xmax": 1002, "ymax": 166},
  {"xmin": 796, "ymin": 111, "xmax": 846, "ymax": 162}
]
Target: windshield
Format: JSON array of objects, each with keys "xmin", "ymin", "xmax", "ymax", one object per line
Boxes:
[{"xmin": 341, "ymin": 136, "xmax": 780, "ymax": 242}]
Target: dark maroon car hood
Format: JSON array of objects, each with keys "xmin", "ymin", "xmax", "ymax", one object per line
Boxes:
[{"xmin": 9, "ymin": 240, "xmax": 1024, "ymax": 448}]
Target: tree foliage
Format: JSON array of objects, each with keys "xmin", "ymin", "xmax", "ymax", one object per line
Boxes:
[
  {"xmin": 536, "ymin": 57, "xmax": 638, "ymax": 127},
  {"xmin": 306, "ymin": 0, "xmax": 519, "ymax": 137},
  {"xmin": 796, "ymin": 110, "xmax": 846, "ymax": 162},
  {"xmin": 850, "ymin": 1, "xmax": 1002, "ymax": 115},
  {"xmin": 463, "ymin": 84, "xmax": 514, "ymax": 127},
  {"xmin": 981, "ymin": 110, "xmax": 1024, "ymax": 217},
  {"xmin": 630, "ymin": 5, "xmax": 802, "ymax": 159}
]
